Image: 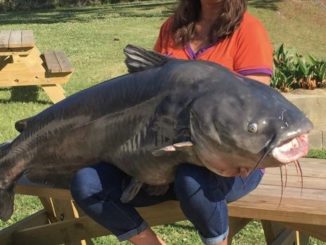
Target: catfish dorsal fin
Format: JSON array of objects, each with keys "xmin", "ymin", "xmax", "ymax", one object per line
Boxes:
[
  {"xmin": 15, "ymin": 116, "xmax": 33, "ymax": 133},
  {"xmin": 123, "ymin": 44, "xmax": 169, "ymax": 73}
]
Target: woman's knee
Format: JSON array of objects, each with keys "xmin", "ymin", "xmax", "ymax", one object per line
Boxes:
[
  {"xmin": 174, "ymin": 164, "xmax": 228, "ymax": 201},
  {"xmin": 70, "ymin": 166, "xmax": 100, "ymax": 203},
  {"xmin": 70, "ymin": 162, "xmax": 125, "ymax": 204},
  {"xmin": 226, "ymin": 169, "xmax": 264, "ymax": 202},
  {"xmin": 174, "ymin": 164, "xmax": 230, "ymax": 240},
  {"xmin": 174, "ymin": 164, "xmax": 206, "ymax": 195}
]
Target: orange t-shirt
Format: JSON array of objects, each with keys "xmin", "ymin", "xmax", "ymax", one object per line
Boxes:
[{"xmin": 154, "ymin": 12, "xmax": 273, "ymax": 76}]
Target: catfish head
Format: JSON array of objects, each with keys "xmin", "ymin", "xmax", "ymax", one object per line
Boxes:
[{"xmin": 190, "ymin": 75, "xmax": 313, "ymax": 177}]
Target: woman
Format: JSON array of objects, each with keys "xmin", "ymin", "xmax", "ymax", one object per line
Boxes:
[{"xmin": 70, "ymin": 1, "xmax": 273, "ymax": 244}]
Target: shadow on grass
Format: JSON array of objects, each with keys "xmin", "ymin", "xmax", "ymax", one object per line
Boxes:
[
  {"xmin": 0, "ymin": 1, "xmax": 284, "ymax": 25},
  {"xmin": 0, "ymin": 87, "xmax": 51, "ymax": 105},
  {"xmin": 248, "ymin": 0, "xmax": 283, "ymax": 11},
  {"xmin": 11, "ymin": 86, "xmax": 39, "ymax": 102},
  {"xmin": 0, "ymin": 2, "xmax": 175, "ymax": 25}
]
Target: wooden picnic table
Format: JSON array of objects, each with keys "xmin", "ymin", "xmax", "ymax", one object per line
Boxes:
[
  {"xmin": 0, "ymin": 158, "xmax": 325, "ymax": 244},
  {"xmin": 0, "ymin": 30, "xmax": 73, "ymax": 103}
]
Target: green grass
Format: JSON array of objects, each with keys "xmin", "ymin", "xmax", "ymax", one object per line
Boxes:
[
  {"xmin": 307, "ymin": 149, "xmax": 326, "ymax": 159},
  {"xmin": 249, "ymin": 0, "xmax": 326, "ymax": 59},
  {"xmin": 0, "ymin": 1, "xmax": 326, "ymax": 244}
]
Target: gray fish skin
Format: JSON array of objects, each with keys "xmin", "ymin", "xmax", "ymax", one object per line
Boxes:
[{"xmin": 0, "ymin": 45, "xmax": 313, "ymax": 221}]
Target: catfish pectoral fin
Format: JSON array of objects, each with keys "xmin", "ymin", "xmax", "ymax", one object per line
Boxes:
[
  {"xmin": 15, "ymin": 117, "xmax": 30, "ymax": 133},
  {"xmin": 120, "ymin": 178, "xmax": 143, "ymax": 203},
  {"xmin": 173, "ymin": 141, "xmax": 193, "ymax": 148},
  {"xmin": 152, "ymin": 145, "xmax": 176, "ymax": 157},
  {"xmin": 0, "ymin": 187, "xmax": 15, "ymax": 221},
  {"xmin": 151, "ymin": 141, "xmax": 194, "ymax": 157}
]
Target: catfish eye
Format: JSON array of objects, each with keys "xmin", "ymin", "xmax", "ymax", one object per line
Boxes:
[{"xmin": 248, "ymin": 123, "xmax": 258, "ymax": 133}]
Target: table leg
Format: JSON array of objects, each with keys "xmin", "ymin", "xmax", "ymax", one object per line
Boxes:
[
  {"xmin": 41, "ymin": 84, "xmax": 65, "ymax": 103},
  {"xmin": 261, "ymin": 220, "xmax": 296, "ymax": 245}
]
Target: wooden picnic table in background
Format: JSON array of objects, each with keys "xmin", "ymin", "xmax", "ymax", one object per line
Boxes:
[{"xmin": 0, "ymin": 30, "xmax": 73, "ymax": 103}]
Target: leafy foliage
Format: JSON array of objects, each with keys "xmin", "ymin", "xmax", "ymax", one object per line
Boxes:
[{"xmin": 271, "ymin": 44, "xmax": 326, "ymax": 92}]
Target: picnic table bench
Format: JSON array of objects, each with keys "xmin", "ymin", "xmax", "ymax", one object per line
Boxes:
[
  {"xmin": 0, "ymin": 30, "xmax": 73, "ymax": 103},
  {"xmin": 0, "ymin": 158, "xmax": 325, "ymax": 244}
]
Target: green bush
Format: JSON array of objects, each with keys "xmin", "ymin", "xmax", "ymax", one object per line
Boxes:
[{"xmin": 271, "ymin": 44, "xmax": 326, "ymax": 92}]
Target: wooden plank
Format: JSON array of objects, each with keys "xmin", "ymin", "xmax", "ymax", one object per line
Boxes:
[
  {"xmin": 0, "ymin": 30, "xmax": 34, "ymax": 49},
  {"xmin": 0, "ymin": 30, "xmax": 11, "ymax": 48},
  {"xmin": 252, "ymin": 185, "xmax": 326, "ymax": 201},
  {"xmin": 295, "ymin": 231, "xmax": 310, "ymax": 245},
  {"xmin": 16, "ymin": 184, "xmax": 71, "ymax": 200},
  {"xmin": 12, "ymin": 201, "xmax": 185, "ymax": 245},
  {"xmin": 41, "ymin": 84, "xmax": 66, "ymax": 103},
  {"xmin": 43, "ymin": 51, "xmax": 73, "ymax": 74},
  {"xmin": 228, "ymin": 217, "xmax": 251, "ymax": 244},
  {"xmin": 51, "ymin": 199, "xmax": 77, "ymax": 221},
  {"xmin": 51, "ymin": 199, "xmax": 96, "ymax": 245},
  {"xmin": 229, "ymin": 217, "xmax": 251, "ymax": 236},
  {"xmin": 0, "ymin": 77, "xmax": 69, "ymax": 86},
  {"xmin": 12, "ymin": 216, "xmax": 106, "ymax": 245},
  {"xmin": 0, "ymin": 210, "xmax": 49, "ymax": 244},
  {"xmin": 266, "ymin": 167, "xmax": 326, "ymax": 178},
  {"xmin": 234, "ymin": 187, "xmax": 326, "ymax": 213},
  {"xmin": 0, "ymin": 76, "xmax": 70, "ymax": 86},
  {"xmin": 8, "ymin": 30, "xmax": 23, "ymax": 48},
  {"xmin": 21, "ymin": 30, "xmax": 34, "ymax": 48},
  {"xmin": 0, "ymin": 56, "xmax": 71, "ymax": 86},
  {"xmin": 0, "ymin": 50, "xmax": 31, "ymax": 56},
  {"xmin": 262, "ymin": 221, "xmax": 295, "ymax": 245},
  {"xmin": 261, "ymin": 174, "xmax": 326, "ymax": 190},
  {"xmin": 43, "ymin": 51, "xmax": 61, "ymax": 73},
  {"xmin": 262, "ymin": 220, "xmax": 282, "ymax": 244},
  {"xmin": 265, "ymin": 158, "xmax": 326, "ymax": 178},
  {"xmin": 39, "ymin": 197, "xmax": 58, "ymax": 223},
  {"xmin": 55, "ymin": 51, "xmax": 73, "ymax": 73},
  {"xmin": 229, "ymin": 194, "xmax": 326, "ymax": 226},
  {"xmin": 271, "ymin": 228, "xmax": 295, "ymax": 245},
  {"xmin": 282, "ymin": 222, "xmax": 326, "ymax": 241}
]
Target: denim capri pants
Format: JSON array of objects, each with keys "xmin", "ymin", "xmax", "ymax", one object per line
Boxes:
[{"xmin": 70, "ymin": 162, "xmax": 263, "ymax": 244}]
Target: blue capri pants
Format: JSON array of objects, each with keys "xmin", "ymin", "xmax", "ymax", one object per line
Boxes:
[{"xmin": 70, "ymin": 163, "xmax": 263, "ymax": 245}]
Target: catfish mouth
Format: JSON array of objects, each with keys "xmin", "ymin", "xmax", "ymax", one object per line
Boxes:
[{"xmin": 271, "ymin": 134, "xmax": 309, "ymax": 164}]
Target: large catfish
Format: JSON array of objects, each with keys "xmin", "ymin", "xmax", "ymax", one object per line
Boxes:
[{"xmin": 0, "ymin": 45, "xmax": 312, "ymax": 221}]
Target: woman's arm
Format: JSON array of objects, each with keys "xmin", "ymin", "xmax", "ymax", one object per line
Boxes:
[{"xmin": 246, "ymin": 74, "xmax": 271, "ymax": 85}]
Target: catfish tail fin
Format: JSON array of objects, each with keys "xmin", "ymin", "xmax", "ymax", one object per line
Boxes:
[
  {"xmin": 0, "ymin": 186, "xmax": 14, "ymax": 221},
  {"xmin": 0, "ymin": 140, "xmax": 15, "ymax": 221},
  {"xmin": 0, "ymin": 142, "xmax": 14, "ymax": 221}
]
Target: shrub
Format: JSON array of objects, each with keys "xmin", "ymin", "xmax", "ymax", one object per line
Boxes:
[{"xmin": 271, "ymin": 44, "xmax": 326, "ymax": 92}]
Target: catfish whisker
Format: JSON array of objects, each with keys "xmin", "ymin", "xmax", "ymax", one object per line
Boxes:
[
  {"xmin": 284, "ymin": 164, "xmax": 288, "ymax": 188},
  {"xmin": 294, "ymin": 159, "xmax": 300, "ymax": 175},
  {"xmin": 278, "ymin": 166, "xmax": 284, "ymax": 207},
  {"xmin": 296, "ymin": 160, "xmax": 304, "ymax": 196},
  {"xmin": 242, "ymin": 149, "xmax": 270, "ymax": 186}
]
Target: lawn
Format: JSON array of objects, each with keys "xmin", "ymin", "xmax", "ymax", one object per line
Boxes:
[{"xmin": 0, "ymin": 0, "xmax": 325, "ymax": 244}]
